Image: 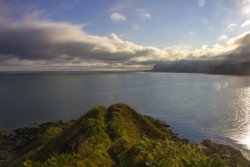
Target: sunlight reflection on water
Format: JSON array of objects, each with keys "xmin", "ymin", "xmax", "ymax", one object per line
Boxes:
[
  {"xmin": 0, "ymin": 73, "xmax": 250, "ymax": 158},
  {"xmin": 226, "ymin": 87, "xmax": 250, "ymax": 158}
]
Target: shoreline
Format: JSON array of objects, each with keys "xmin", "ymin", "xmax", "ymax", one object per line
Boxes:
[
  {"xmin": 2, "ymin": 122, "xmax": 250, "ymax": 161},
  {"xmin": 1, "ymin": 104, "xmax": 250, "ymax": 166}
]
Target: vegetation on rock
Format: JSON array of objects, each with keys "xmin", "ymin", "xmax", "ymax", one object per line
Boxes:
[{"xmin": 0, "ymin": 104, "xmax": 249, "ymax": 167}]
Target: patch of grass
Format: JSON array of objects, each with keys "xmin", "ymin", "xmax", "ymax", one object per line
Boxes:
[
  {"xmin": 10, "ymin": 127, "xmax": 63, "ymax": 166},
  {"xmin": 23, "ymin": 153, "xmax": 87, "ymax": 167},
  {"xmin": 8, "ymin": 103, "xmax": 232, "ymax": 167},
  {"xmin": 121, "ymin": 137, "xmax": 228, "ymax": 167}
]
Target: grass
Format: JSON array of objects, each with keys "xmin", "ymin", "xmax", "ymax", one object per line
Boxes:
[{"xmin": 7, "ymin": 103, "xmax": 231, "ymax": 167}]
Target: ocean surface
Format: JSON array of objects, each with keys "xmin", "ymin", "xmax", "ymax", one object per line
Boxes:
[{"xmin": 0, "ymin": 72, "xmax": 250, "ymax": 156}]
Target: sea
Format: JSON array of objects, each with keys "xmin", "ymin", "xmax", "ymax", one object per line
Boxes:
[{"xmin": 0, "ymin": 72, "xmax": 249, "ymax": 157}]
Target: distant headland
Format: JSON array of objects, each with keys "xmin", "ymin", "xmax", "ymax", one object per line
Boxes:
[{"xmin": 152, "ymin": 60, "xmax": 250, "ymax": 75}]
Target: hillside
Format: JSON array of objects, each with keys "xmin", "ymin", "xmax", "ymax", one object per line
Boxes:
[
  {"xmin": 152, "ymin": 60, "xmax": 250, "ymax": 75},
  {"xmin": 1, "ymin": 104, "xmax": 249, "ymax": 167}
]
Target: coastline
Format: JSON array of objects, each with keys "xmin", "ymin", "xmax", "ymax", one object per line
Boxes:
[{"xmin": 1, "ymin": 103, "xmax": 250, "ymax": 167}]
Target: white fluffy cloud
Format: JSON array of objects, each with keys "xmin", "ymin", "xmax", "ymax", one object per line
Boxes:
[
  {"xmin": 241, "ymin": 0, "xmax": 250, "ymax": 15},
  {"xmin": 110, "ymin": 12, "xmax": 126, "ymax": 22},
  {"xmin": 227, "ymin": 23, "xmax": 237, "ymax": 31},
  {"xmin": 242, "ymin": 0, "xmax": 250, "ymax": 4},
  {"xmin": 242, "ymin": 7, "xmax": 250, "ymax": 15},
  {"xmin": 218, "ymin": 35, "xmax": 228, "ymax": 41},
  {"xmin": 241, "ymin": 20, "xmax": 250, "ymax": 28},
  {"xmin": 138, "ymin": 11, "xmax": 152, "ymax": 20}
]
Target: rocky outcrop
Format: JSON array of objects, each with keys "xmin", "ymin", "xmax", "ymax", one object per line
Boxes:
[
  {"xmin": 0, "ymin": 131, "xmax": 14, "ymax": 167},
  {"xmin": 202, "ymin": 139, "xmax": 250, "ymax": 167}
]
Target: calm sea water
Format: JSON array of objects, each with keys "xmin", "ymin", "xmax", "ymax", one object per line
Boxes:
[{"xmin": 0, "ymin": 72, "xmax": 250, "ymax": 156}]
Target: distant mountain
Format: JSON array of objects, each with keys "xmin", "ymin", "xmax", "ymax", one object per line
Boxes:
[{"xmin": 152, "ymin": 59, "xmax": 250, "ymax": 75}]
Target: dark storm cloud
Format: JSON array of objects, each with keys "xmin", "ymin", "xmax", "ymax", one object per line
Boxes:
[{"xmin": 0, "ymin": 20, "xmax": 165, "ymax": 63}]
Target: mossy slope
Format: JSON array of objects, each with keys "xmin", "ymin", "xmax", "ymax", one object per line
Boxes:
[{"xmin": 7, "ymin": 104, "xmax": 233, "ymax": 167}]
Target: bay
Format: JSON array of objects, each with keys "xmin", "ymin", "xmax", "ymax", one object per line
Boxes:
[{"xmin": 0, "ymin": 72, "xmax": 250, "ymax": 157}]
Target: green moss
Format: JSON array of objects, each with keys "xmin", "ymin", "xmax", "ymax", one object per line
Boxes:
[
  {"xmin": 10, "ymin": 127, "xmax": 63, "ymax": 166},
  {"xmin": 23, "ymin": 153, "xmax": 87, "ymax": 167},
  {"xmin": 120, "ymin": 138, "xmax": 228, "ymax": 167},
  {"xmin": 8, "ymin": 103, "xmax": 233, "ymax": 167}
]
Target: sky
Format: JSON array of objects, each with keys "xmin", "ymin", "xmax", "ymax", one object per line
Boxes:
[{"xmin": 0, "ymin": 0, "xmax": 250, "ymax": 71}]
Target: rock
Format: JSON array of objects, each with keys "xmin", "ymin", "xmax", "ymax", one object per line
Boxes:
[
  {"xmin": 0, "ymin": 131, "xmax": 15, "ymax": 167},
  {"xmin": 202, "ymin": 139, "xmax": 250, "ymax": 167}
]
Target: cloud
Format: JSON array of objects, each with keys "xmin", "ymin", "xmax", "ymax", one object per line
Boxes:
[
  {"xmin": 198, "ymin": 0, "xmax": 206, "ymax": 8},
  {"xmin": 241, "ymin": 20, "xmax": 250, "ymax": 28},
  {"xmin": 218, "ymin": 35, "xmax": 228, "ymax": 41},
  {"xmin": 1, "ymin": 11, "xmax": 250, "ymax": 70},
  {"xmin": 0, "ymin": 18, "xmax": 167, "ymax": 70},
  {"xmin": 0, "ymin": 20, "xmax": 145, "ymax": 61},
  {"xmin": 1, "ymin": 17, "xmax": 250, "ymax": 70},
  {"xmin": 224, "ymin": 32, "xmax": 250, "ymax": 61},
  {"xmin": 242, "ymin": 0, "xmax": 250, "ymax": 4},
  {"xmin": 163, "ymin": 43, "xmax": 233, "ymax": 61},
  {"xmin": 137, "ymin": 10, "xmax": 152, "ymax": 20},
  {"xmin": 110, "ymin": 12, "xmax": 126, "ymax": 22},
  {"xmin": 241, "ymin": 3, "xmax": 250, "ymax": 15},
  {"xmin": 227, "ymin": 23, "xmax": 237, "ymax": 31}
]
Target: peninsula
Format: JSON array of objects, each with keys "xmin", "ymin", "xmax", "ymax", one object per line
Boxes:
[{"xmin": 0, "ymin": 104, "xmax": 249, "ymax": 167}]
